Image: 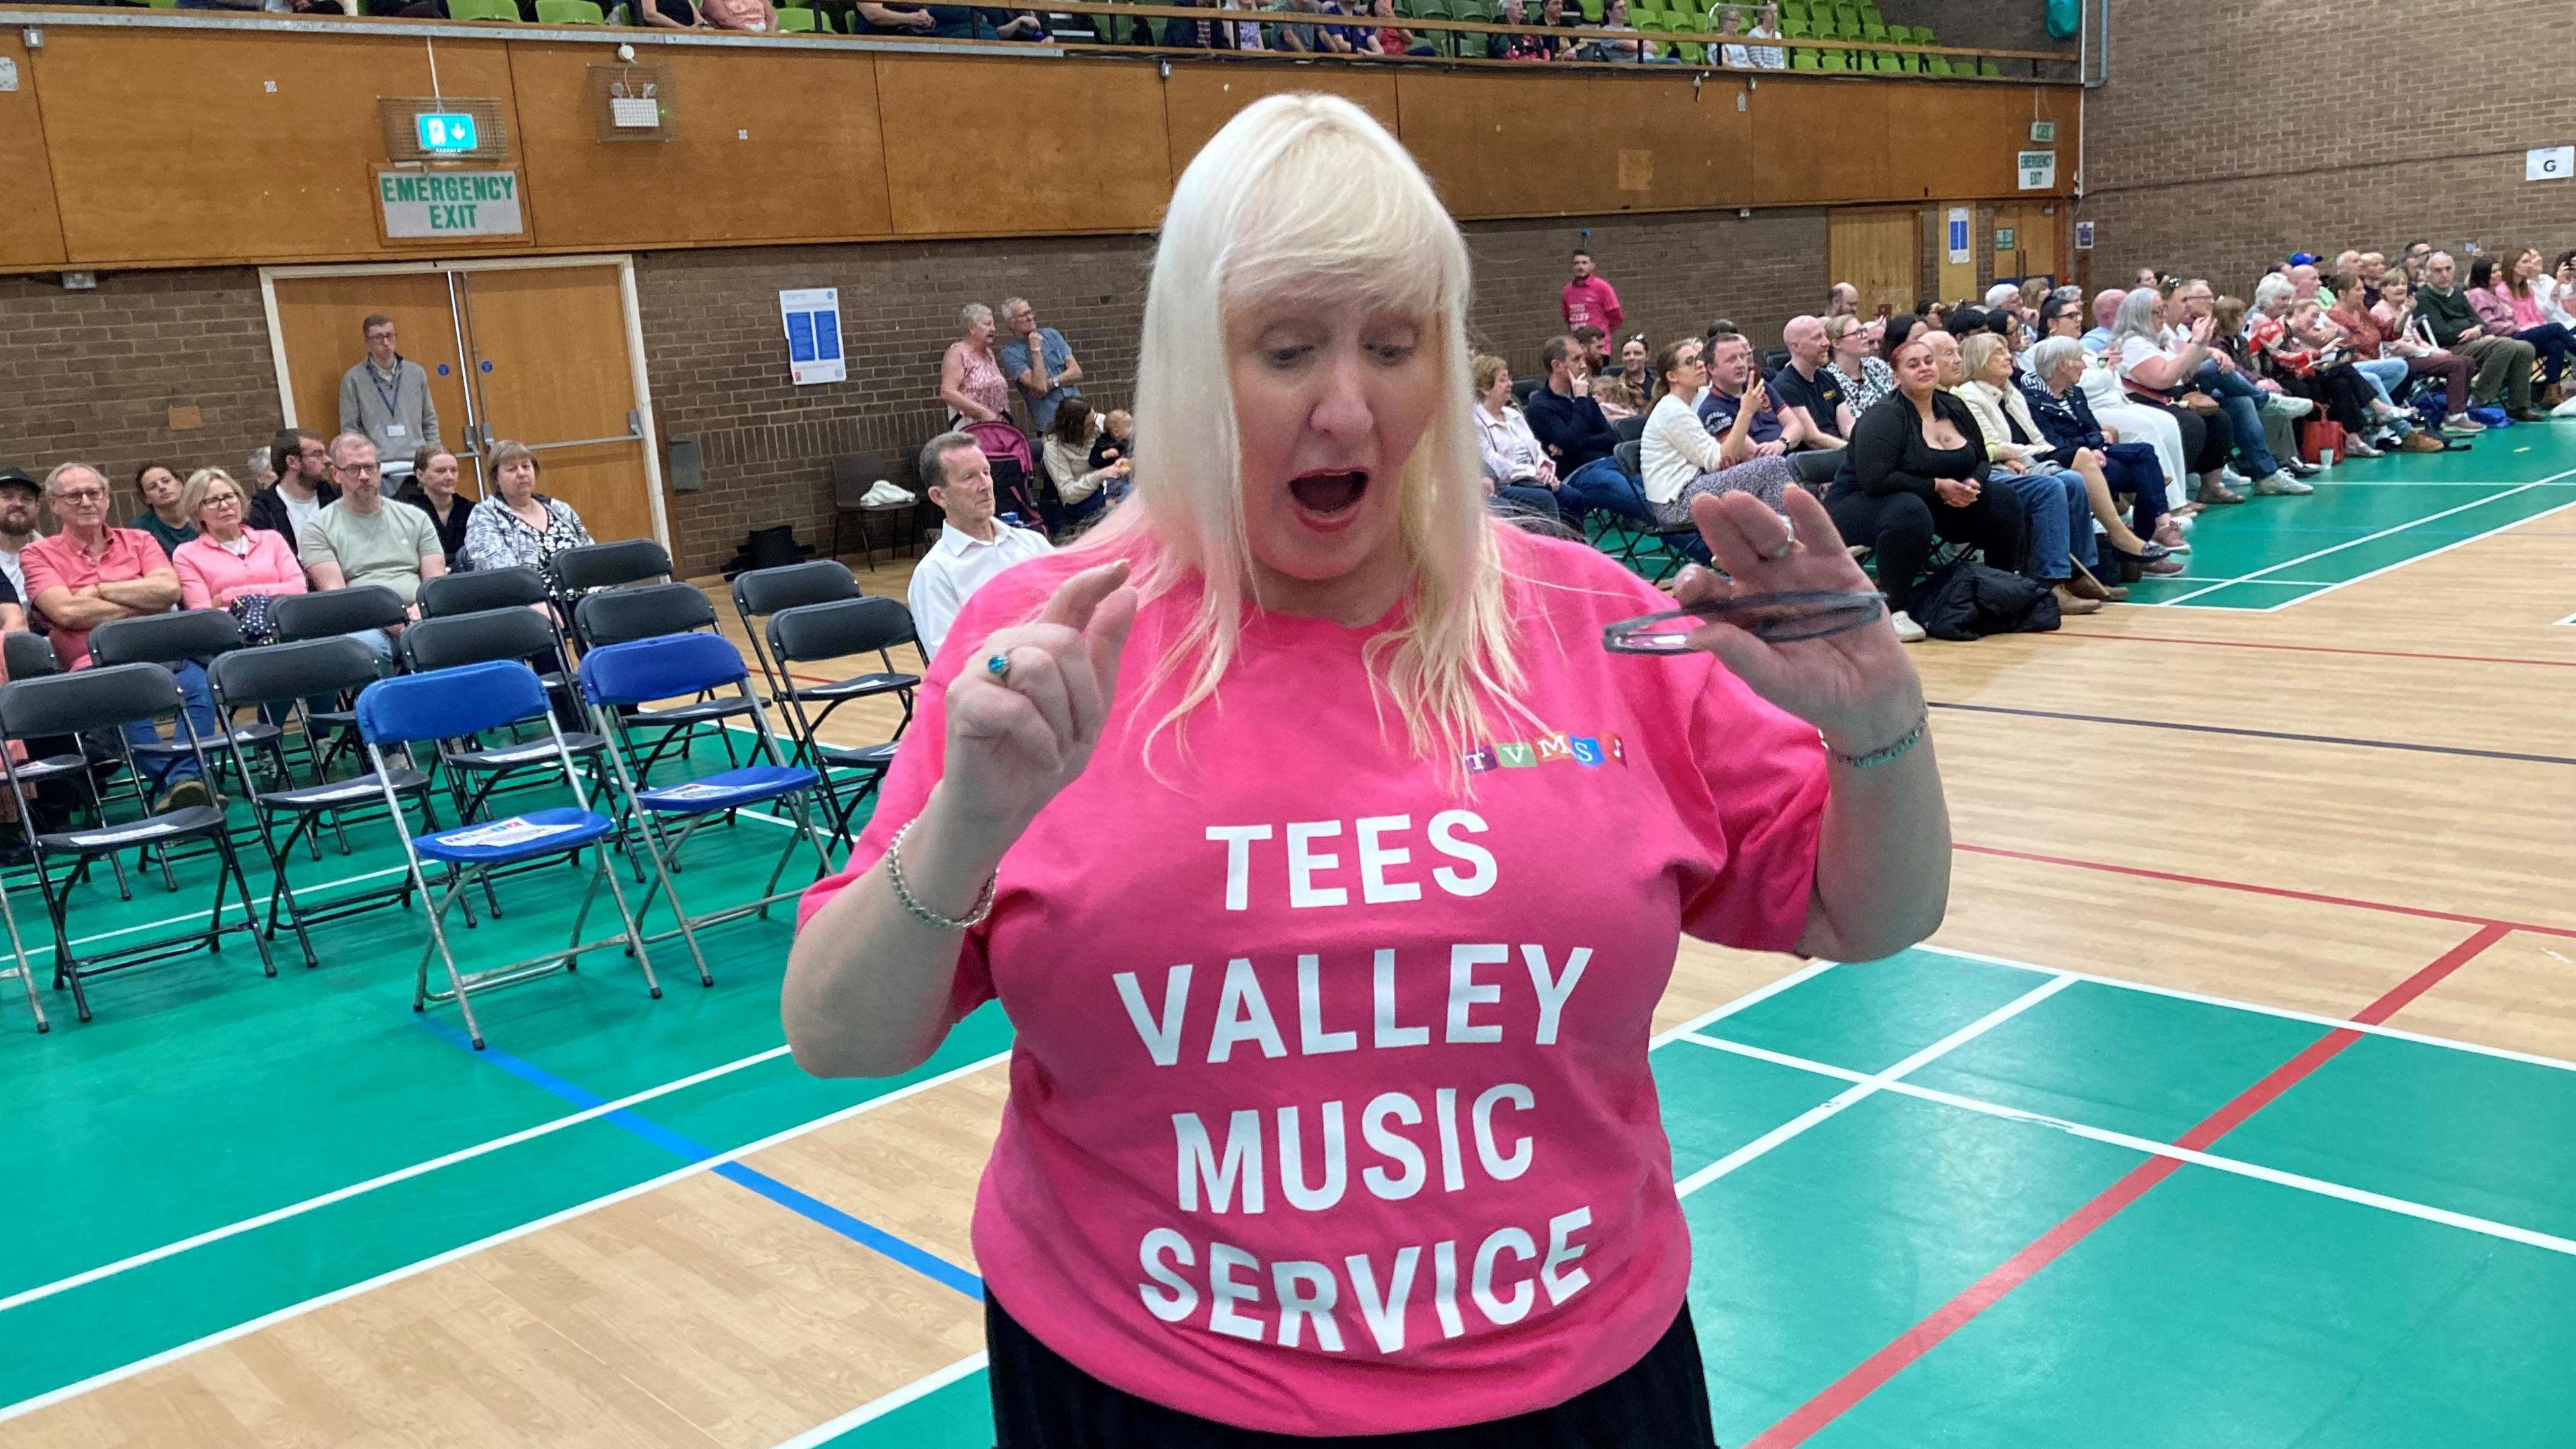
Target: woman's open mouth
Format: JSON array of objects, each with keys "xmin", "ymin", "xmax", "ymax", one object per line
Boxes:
[{"xmin": 1287, "ymin": 470, "xmax": 1369, "ymax": 531}]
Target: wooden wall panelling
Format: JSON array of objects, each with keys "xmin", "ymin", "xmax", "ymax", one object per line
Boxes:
[
  {"xmin": 1743, "ymin": 77, "xmax": 1889, "ymax": 206},
  {"xmin": 1882, "ymin": 83, "xmax": 2073, "ymax": 201},
  {"xmin": 507, "ymin": 42, "xmax": 894, "ymax": 249},
  {"xmin": 1396, "ymin": 71, "xmax": 1750, "ymax": 219},
  {"xmin": 874, "ymin": 56, "xmax": 1171, "ymax": 237},
  {"xmin": 36, "ymin": 31, "xmax": 519, "ymax": 268},
  {"xmin": 1161, "ymin": 64, "xmax": 1399, "ymax": 178},
  {"xmin": 0, "ymin": 32, "xmax": 67, "ymax": 271}
]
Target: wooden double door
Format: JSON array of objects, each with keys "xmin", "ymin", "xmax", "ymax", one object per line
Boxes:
[{"xmin": 266, "ymin": 259, "xmax": 663, "ymax": 549}]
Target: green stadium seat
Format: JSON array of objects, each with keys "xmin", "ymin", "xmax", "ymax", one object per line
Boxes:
[
  {"xmin": 1861, "ymin": 19, "xmax": 1883, "ymax": 40},
  {"xmin": 1830, "ymin": 2, "xmax": 1857, "ymax": 31},
  {"xmin": 1978, "ymin": 56, "xmax": 2000, "ymax": 75},
  {"xmin": 1578, "ymin": 0, "xmax": 1603, "ymax": 20},
  {"xmin": 1413, "ymin": 0, "xmax": 1456, "ymax": 54},
  {"xmin": 1925, "ymin": 51, "xmax": 1952, "ymax": 75},
  {"xmin": 1817, "ymin": 47, "xmax": 1847, "ymax": 70},
  {"xmin": 447, "ymin": 0, "xmax": 521, "ymax": 20},
  {"xmin": 775, "ymin": 6, "xmax": 819, "ymax": 29},
  {"xmin": 1776, "ymin": 0, "xmax": 1805, "ymax": 24},
  {"xmin": 1908, "ymin": 23, "xmax": 1932, "ymax": 43},
  {"xmin": 1779, "ymin": 13, "xmax": 1809, "ymax": 37},
  {"xmin": 1789, "ymin": 45, "xmax": 1819, "ymax": 68},
  {"xmin": 535, "ymin": 0, "xmax": 606, "ymax": 21}
]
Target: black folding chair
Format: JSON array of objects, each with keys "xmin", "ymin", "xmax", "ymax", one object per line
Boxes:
[
  {"xmin": 273, "ymin": 586, "xmax": 408, "ymax": 778},
  {"xmin": 0, "ymin": 663, "xmax": 274, "ymax": 1022},
  {"xmin": 91, "ymin": 608, "xmax": 288, "ymax": 782},
  {"xmin": 572, "ymin": 584, "xmax": 752, "ymax": 780},
  {"xmin": 399, "ymin": 607, "xmax": 619, "ymax": 838},
  {"xmin": 417, "ymin": 566, "xmax": 579, "ymax": 714},
  {"xmin": 3, "ymin": 631, "xmax": 59, "ymax": 682},
  {"xmin": 765, "ymin": 596, "xmax": 921, "ymax": 838},
  {"xmin": 549, "ymin": 539, "xmax": 672, "ymax": 645},
  {"xmin": 207, "ymin": 637, "xmax": 447, "ymax": 971},
  {"xmin": 731, "ymin": 561, "xmax": 920, "ymax": 733}
]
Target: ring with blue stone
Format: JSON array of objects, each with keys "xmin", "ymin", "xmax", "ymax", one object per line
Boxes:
[{"xmin": 985, "ymin": 651, "xmax": 1011, "ymax": 683}]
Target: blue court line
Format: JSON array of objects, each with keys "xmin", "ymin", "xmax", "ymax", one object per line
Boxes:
[
  {"xmin": 417, "ymin": 1018, "xmax": 985, "ymax": 1301},
  {"xmin": 1926, "ymin": 700, "xmax": 2576, "ymax": 768}
]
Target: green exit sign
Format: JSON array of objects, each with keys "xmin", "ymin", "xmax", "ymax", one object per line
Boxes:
[{"xmin": 415, "ymin": 112, "xmax": 480, "ymax": 153}]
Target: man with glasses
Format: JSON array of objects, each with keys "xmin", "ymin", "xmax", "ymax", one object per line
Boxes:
[
  {"xmin": 250, "ymin": 427, "xmax": 339, "ymax": 553},
  {"xmin": 299, "ymin": 437, "xmax": 447, "ymax": 657},
  {"xmin": 337, "ymin": 314, "xmax": 441, "ymax": 470},
  {"xmin": 20, "ymin": 462, "xmax": 213, "ymax": 813},
  {"xmin": 998, "ymin": 297, "xmax": 1085, "ymax": 435}
]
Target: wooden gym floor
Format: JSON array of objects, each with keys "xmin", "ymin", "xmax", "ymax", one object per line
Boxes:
[{"xmin": 4, "ymin": 424, "xmax": 2575, "ymax": 1447}]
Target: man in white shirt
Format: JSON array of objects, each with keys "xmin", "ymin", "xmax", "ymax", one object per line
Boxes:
[{"xmin": 906, "ymin": 431, "xmax": 1054, "ymax": 663}]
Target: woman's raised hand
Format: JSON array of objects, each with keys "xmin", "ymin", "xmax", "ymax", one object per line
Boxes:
[
  {"xmin": 1676, "ymin": 488, "xmax": 1923, "ymax": 754},
  {"xmin": 941, "ymin": 561, "xmax": 1140, "ymax": 840}
]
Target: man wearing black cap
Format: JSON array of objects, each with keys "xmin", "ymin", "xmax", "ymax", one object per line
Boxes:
[{"xmin": 0, "ymin": 468, "xmax": 40, "ymax": 619}]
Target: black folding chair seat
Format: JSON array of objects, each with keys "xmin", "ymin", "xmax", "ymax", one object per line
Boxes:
[
  {"xmin": 571, "ymin": 584, "xmax": 751, "ymax": 780},
  {"xmin": 763, "ymin": 596, "xmax": 920, "ymax": 837},
  {"xmin": 38, "ymin": 804, "xmax": 226, "ymax": 855},
  {"xmin": 778, "ymin": 669, "xmax": 921, "ymax": 704},
  {"xmin": 258, "ymin": 767, "xmax": 431, "ymax": 812},
  {"xmin": 272, "ymin": 587, "xmax": 407, "ymax": 775},
  {"xmin": 814, "ymin": 741, "xmax": 899, "ymax": 770},
  {"xmin": 446, "ymin": 733, "xmax": 610, "ymax": 771}
]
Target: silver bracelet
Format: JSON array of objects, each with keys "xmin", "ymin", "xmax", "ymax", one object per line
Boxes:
[
  {"xmin": 1827, "ymin": 707, "xmax": 1929, "ymax": 769},
  {"xmin": 882, "ymin": 819, "xmax": 996, "ymax": 931}
]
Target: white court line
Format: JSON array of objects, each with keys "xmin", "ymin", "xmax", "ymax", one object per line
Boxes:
[
  {"xmin": 2557, "ymin": 611, "xmax": 2576, "ymax": 627},
  {"xmin": 1914, "ymin": 942, "xmax": 2576, "ymax": 1076},
  {"xmin": 1679, "ymin": 1032, "xmax": 2576, "ymax": 1259},
  {"xmin": 769, "ymin": 1352, "xmax": 990, "ymax": 1449},
  {"xmin": 2266, "ymin": 493, "xmax": 2576, "ymax": 612},
  {"xmin": 1648, "ymin": 957, "xmax": 1841, "ymax": 1048},
  {"xmin": 0, "ymin": 1044, "xmax": 797, "ymax": 1318},
  {"xmin": 1672, "ymin": 973, "xmax": 2077, "ymax": 1198},
  {"xmin": 1, "ymin": 864, "xmax": 411, "ymax": 964},
  {"xmin": 0, "ymin": 1048, "xmax": 1014, "ymax": 1427},
  {"xmin": 2157, "ymin": 470, "xmax": 2575, "ymax": 606}
]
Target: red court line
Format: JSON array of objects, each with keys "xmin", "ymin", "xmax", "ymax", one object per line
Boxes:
[
  {"xmin": 1743, "ymin": 923, "xmax": 2512, "ymax": 1448},
  {"xmin": 2043, "ymin": 630, "xmax": 2576, "ymax": 671},
  {"xmin": 1955, "ymin": 843, "xmax": 2576, "ymax": 941}
]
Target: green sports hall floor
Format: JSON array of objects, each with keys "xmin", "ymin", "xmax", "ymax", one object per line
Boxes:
[{"xmin": 5, "ymin": 426, "xmax": 2576, "ymax": 1448}]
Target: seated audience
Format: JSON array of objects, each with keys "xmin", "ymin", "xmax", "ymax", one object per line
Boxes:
[
  {"xmin": 22, "ymin": 462, "xmax": 213, "ymax": 812},
  {"xmin": 1367, "ymin": 0, "xmax": 1436, "ymax": 54},
  {"xmin": 1617, "ymin": 333, "xmax": 1652, "ymax": 386},
  {"xmin": 171, "ymin": 469, "xmax": 308, "ymax": 636},
  {"xmin": 2106, "ymin": 288, "xmax": 2302, "ymax": 500},
  {"xmin": 849, "ymin": 1, "xmax": 938, "ymax": 32},
  {"xmin": 1521, "ymin": 335, "xmax": 1653, "ymax": 523},
  {"xmin": 907, "ymin": 431, "xmax": 1054, "ymax": 662},
  {"xmin": 2469, "ymin": 254, "xmax": 2574, "ymax": 406},
  {"xmin": 301, "ymin": 435, "xmax": 447, "ymax": 662},
  {"xmin": 1641, "ymin": 337, "xmax": 1799, "ymax": 530},
  {"xmin": 2370, "ymin": 274, "xmax": 2481, "ymax": 432},
  {"xmin": 1771, "ymin": 315, "xmax": 1854, "ymax": 449},
  {"xmin": 1573, "ymin": 326, "xmax": 1611, "ymax": 377},
  {"xmin": 1316, "ymin": 0, "xmax": 1366, "ymax": 52},
  {"xmin": 246, "ymin": 446, "xmax": 277, "ymax": 493},
  {"xmin": 2413, "ymin": 251, "xmax": 2542, "ymax": 420},
  {"xmin": 1489, "ymin": 0, "xmax": 1549, "ymax": 59},
  {"xmin": 396, "ymin": 445, "xmax": 474, "ymax": 568},
  {"xmin": 2081, "ymin": 288, "xmax": 2125, "ymax": 354},
  {"xmin": 940, "ymin": 304, "xmax": 1014, "ymax": 427},
  {"xmin": 1040, "ymin": 397, "xmax": 1127, "ymax": 531},
  {"xmin": 2327, "ymin": 273, "xmax": 2455, "ymax": 449},
  {"xmin": 1585, "ymin": 0, "xmax": 1644, "ymax": 62},
  {"xmin": 1825, "ymin": 315, "xmax": 1895, "ymax": 415},
  {"xmin": 1471, "ymin": 356, "xmax": 1564, "ymax": 522},
  {"xmin": 463, "ymin": 441, "xmax": 592, "ymax": 573},
  {"xmin": 253, "ymin": 427, "xmax": 339, "ymax": 551},
  {"xmin": 1163, "ymin": 0, "xmax": 1239, "ymax": 46},
  {"xmin": 1266, "ymin": 0, "xmax": 1324, "ymax": 53},
  {"xmin": 0, "ymin": 468, "xmax": 42, "ymax": 608},
  {"xmin": 1823, "ymin": 333, "xmax": 2025, "ymax": 645},
  {"xmin": 1945, "ymin": 330, "xmax": 2107, "ymax": 614},
  {"xmin": 2542, "ymin": 250, "xmax": 2576, "ymax": 333},
  {"xmin": 1089, "ymin": 407, "xmax": 1134, "ymax": 488},
  {"xmin": 2246, "ymin": 278, "xmax": 2386, "ymax": 454},
  {"xmin": 2021, "ymin": 336, "xmax": 2189, "ymax": 563},
  {"xmin": 129, "ymin": 464, "xmax": 195, "ymax": 557},
  {"xmin": 699, "ymin": 0, "xmax": 781, "ymax": 30}
]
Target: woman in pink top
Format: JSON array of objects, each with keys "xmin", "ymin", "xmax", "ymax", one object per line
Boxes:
[
  {"xmin": 2469, "ymin": 254, "xmax": 2574, "ymax": 396},
  {"xmin": 786, "ymin": 95, "xmax": 1945, "ymax": 1446},
  {"xmin": 941, "ymin": 303, "xmax": 1014, "ymax": 426},
  {"xmin": 171, "ymin": 468, "xmax": 307, "ymax": 614}
]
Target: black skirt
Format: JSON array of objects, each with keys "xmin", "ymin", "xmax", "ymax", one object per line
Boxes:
[{"xmin": 985, "ymin": 1291, "xmax": 1719, "ymax": 1448}]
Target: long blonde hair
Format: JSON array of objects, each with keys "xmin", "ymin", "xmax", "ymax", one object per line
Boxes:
[{"xmin": 1065, "ymin": 93, "xmax": 1522, "ymax": 777}]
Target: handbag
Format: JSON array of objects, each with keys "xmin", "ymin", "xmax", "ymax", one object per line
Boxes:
[
  {"xmin": 227, "ymin": 593, "xmax": 279, "ymax": 645},
  {"xmin": 2296, "ymin": 418, "xmax": 2345, "ymax": 466}
]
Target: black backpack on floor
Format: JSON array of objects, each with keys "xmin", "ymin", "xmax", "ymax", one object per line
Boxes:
[{"xmin": 1913, "ymin": 557, "xmax": 2060, "ymax": 640}]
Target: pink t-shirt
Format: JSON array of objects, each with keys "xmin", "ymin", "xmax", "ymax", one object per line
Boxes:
[
  {"xmin": 798, "ymin": 528, "xmax": 1827, "ymax": 1434},
  {"xmin": 1560, "ymin": 274, "xmax": 1625, "ymax": 333}
]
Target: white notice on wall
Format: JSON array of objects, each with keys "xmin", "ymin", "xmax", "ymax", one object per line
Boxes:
[
  {"xmin": 2017, "ymin": 150, "xmax": 2057, "ymax": 191},
  {"xmin": 1945, "ymin": 207, "xmax": 1971, "ymax": 265},
  {"xmin": 780, "ymin": 288, "xmax": 846, "ymax": 386},
  {"xmin": 2528, "ymin": 146, "xmax": 2575, "ymax": 182}
]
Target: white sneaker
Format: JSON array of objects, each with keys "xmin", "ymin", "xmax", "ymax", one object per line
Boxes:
[
  {"xmin": 2266, "ymin": 395, "xmax": 2316, "ymax": 418},
  {"xmin": 2253, "ymin": 470, "xmax": 2313, "ymax": 495},
  {"xmin": 2220, "ymin": 467, "xmax": 2253, "ymax": 488},
  {"xmin": 1890, "ymin": 609, "xmax": 1925, "ymax": 643},
  {"xmin": 2343, "ymin": 437, "xmax": 2382, "ymax": 458}
]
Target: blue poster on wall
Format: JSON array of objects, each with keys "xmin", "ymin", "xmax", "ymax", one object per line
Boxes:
[{"xmin": 779, "ymin": 288, "xmax": 846, "ymax": 386}]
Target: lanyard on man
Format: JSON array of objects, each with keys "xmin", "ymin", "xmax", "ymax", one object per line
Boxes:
[{"xmin": 370, "ymin": 357, "xmax": 405, "ymax": 422}]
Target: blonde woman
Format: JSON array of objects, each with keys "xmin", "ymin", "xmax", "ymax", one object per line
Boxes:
[
  {"xmin": 785, "ymin": 94, "xmax": 1943, "ymax": 1445},
  {"xmin": 170, "ymin": 468, "xmax": 307, "ymax": 635}
]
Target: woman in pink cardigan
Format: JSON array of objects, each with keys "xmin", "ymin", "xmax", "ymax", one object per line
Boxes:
[{"xmin": 172, "ymin": 468, "xmax": 308, "ymax": 618}]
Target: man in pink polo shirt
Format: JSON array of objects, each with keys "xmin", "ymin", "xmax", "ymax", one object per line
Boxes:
[
  {"xmin": 21, "ymin": 462, "xmax": 215, "ymax": 812},
  {"xmin": 1558, "ymin": 249, "xmax": 1623, "ymax": 334}
]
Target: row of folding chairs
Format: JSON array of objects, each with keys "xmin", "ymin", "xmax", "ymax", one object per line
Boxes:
[{"xmin": 0, "ymin": 548, "xmax": 926, "ymax": 1044}]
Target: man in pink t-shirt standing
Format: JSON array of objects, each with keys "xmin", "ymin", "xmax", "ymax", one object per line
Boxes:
[{"xmin": 1559, "ymin": 250, "xmax": 1623, "ymax": 335}]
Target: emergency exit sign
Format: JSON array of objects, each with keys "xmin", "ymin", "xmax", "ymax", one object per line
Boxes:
[
  {"xmin": 414, "ymin": 112, "xmax": 480, "ymax": 153},
  {"xmin": 376, "ymin": 170, "xmax": 526, "ymax": 239}
]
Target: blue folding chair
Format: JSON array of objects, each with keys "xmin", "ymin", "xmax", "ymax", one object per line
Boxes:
[
  {"xmin": 578, "ymin": 633, "xmax": 837, "ymax": 988},
  {"xmin": 356, "ymin": 660, "xmax": 660, "ymax": 1050}
]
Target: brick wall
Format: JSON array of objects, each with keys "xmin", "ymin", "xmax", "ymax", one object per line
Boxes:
[
  {"xmin": 2079, "ymin": 0, "xmax": 2576, "ymax": 294},
  {"xmin": 0, "ymin": 268, "xmax": 279, "ymax": 519},
  {"xmin": 0, "ymin": 207, "xmax": 1839, "ymax": 578},
  {"xmin": 641, "ymin": 207, "xmax": 1833, "ymax": 575}
]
